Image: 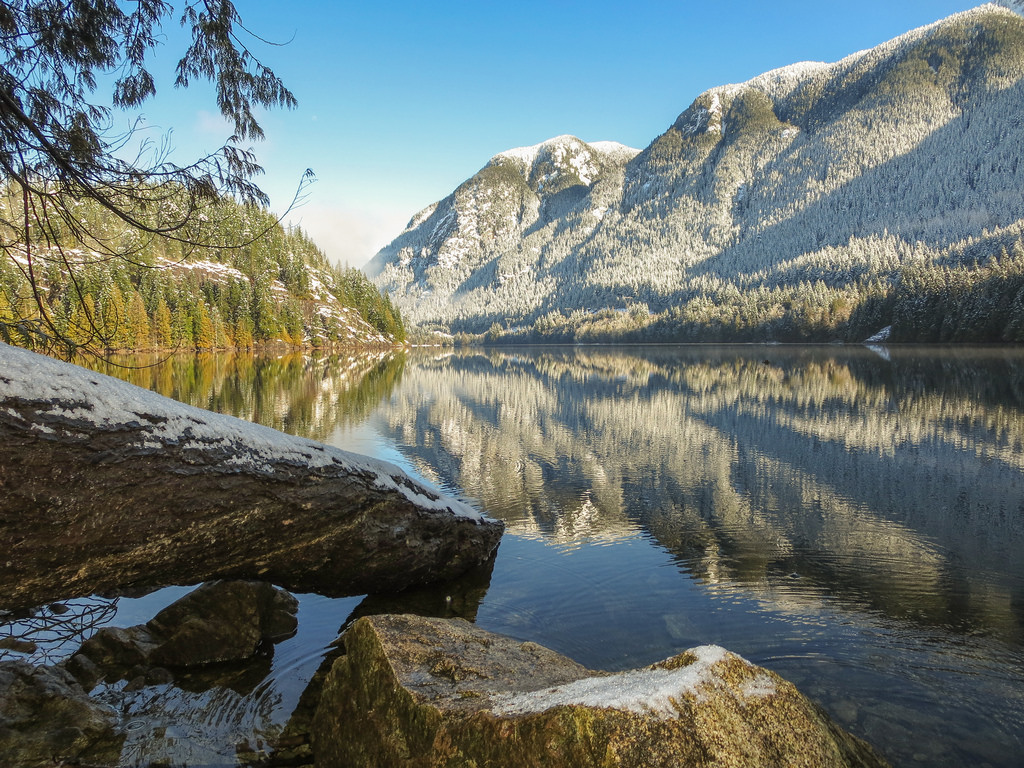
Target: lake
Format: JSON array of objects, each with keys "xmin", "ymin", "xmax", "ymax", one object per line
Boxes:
[{"xmin": 3, "ymin": 344, "xmax": 1023, "ymax": 767}]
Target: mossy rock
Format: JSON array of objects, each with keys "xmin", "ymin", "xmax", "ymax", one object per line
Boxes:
[{"xmin": 310, "ymin": 614, "xmax": 890, "ymax": 768}]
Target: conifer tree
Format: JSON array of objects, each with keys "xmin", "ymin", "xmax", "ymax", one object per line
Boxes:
[
  {"xmin": 128, "ymin": 291, "xmax": 151, "ymax": 350},
  {"xmin": 194, "ymin": 302, "xmax": 215, "ymax": 350},
  {"xmin": 153, "ymin": 299, "xmax": 173, "ymax": 349},
  {"xmin": 234, "ymin": 316, "xmax": 254, "ymax": 349}
]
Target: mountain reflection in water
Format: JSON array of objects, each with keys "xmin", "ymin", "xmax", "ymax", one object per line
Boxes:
[
  {"xmin": 383, "ymin": 347, "xmax": 1024, "ymax": 644},
  {"xmin": 367, "ymin": 345, "xmax": 1024, "ymax": 768},
  {"xmin": 5, "ymin": 345, "xmax": 1021, "ymax": 768}
]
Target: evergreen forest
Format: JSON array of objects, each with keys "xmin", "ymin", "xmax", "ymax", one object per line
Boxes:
[{"xmin": 0, "ymin": 186, "xmax": 405, "ymax": 354}]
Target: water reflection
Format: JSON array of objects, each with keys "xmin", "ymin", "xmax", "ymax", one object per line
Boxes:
[
  {"xmin": 0, "ymin": 597, "xmax": 118, "ymax": 664},
  {"xmin": 378, "ymin": 347, "xmax": 1024, "ymax": 644},
  {"xmin": 71, "ymin": 565, "xmax": 498, "ymax": 768},
  {"xmin": 35, "ymin": 343, "xmax": 1024, "ymax": 767},
  {"xmin": 84, "ymin": 349, "xmax": 405, "ymax": 442}
]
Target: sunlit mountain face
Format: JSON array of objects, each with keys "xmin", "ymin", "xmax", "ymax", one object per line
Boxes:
[{"xmin": 370, "ymin": 5, "xmax": 1024, "ymax": 343}]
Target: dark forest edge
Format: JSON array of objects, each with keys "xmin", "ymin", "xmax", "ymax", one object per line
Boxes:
[{"xmin": 0, "ymin": 185, "xmax": 405, "ymax": 356}]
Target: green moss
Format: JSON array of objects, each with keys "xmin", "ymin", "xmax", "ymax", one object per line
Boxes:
[{"xmin": 652, "ymin": 650, "xmax": 699, "ymax": 671}]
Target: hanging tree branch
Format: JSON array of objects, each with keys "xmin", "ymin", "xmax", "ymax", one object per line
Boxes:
[{"xmin": 0, "ymin": 0, "xmax": 309, "ymax": 356}]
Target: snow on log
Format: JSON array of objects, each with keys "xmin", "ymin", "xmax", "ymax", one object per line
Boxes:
[{"xmin": 0, "ymin": 343, "xmax": 503, "ymax": 612}]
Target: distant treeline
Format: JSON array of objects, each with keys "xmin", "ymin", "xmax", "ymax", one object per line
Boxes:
[
  {"xmin": 0, "ymin": 188, "xmax": 404, "ymax": 353},
  {"xmin": 469, "ymin": 237, "xmax": 1024, "ymax": 345}
]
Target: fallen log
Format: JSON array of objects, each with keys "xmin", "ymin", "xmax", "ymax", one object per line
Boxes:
[{"xmin": 0, "ymin": 343, "xmax": 503, "ymax": 613}]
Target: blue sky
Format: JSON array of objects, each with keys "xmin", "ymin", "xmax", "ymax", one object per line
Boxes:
[{"xmin": 132, "ymin": 0, "xmax": 983, "ymax": 266}]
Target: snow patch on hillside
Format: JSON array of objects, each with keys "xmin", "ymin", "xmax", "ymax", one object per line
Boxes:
[
  {"xmin": 496, "ymin": 136, "xmax": 639, "ymax": 170},
  {"xmin": 994, "ymin": 0, "xmax": 1024, "ymax": 17},
  {"xmin": 746, "ymin": 60, "xmax": 831, "ymax": 100},
  {"xmin": 588, "ymin": 141, "xmax": 641, "ymax": 160},
  {"xmin": 497, "ymin": 135, "xmax": 576, "ymax": 166},
  {"xmin": 156, "ymin": 257, "xmax": 246, "ymax": 283}
]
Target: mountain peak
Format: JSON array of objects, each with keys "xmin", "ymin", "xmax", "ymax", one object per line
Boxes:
[
  {"xmin": 494, "ymin": 135, "xmax": 639, "ymax": 169},
  {"xmin": 495, "ymin": 135, "xmax": 582, "ymax": 166},
  {"xmin": 995, "ymin": 0, "xmax": 1024, "ymax": 16}
]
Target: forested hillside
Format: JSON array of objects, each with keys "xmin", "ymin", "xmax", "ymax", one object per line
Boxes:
[
  {"xmin": 369, "ymin": 3, "xmax": 1024, "ymax": 343},
  {"xmin": 0, "ymin": 187, "xmax": 404, "ymax": 353}
]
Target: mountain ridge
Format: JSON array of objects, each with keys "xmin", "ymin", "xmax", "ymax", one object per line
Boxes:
[{"xmin": 369, "ymin": 3, "xmax": 1024, "ymax": 343}]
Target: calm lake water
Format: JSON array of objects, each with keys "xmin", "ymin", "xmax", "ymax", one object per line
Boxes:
[{"xmin": 3, "ymin": 344, "xmax": 1024, "ymax": 767}]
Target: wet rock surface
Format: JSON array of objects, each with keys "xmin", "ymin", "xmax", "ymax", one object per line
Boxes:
[
  {"xmin": 0, "ymin": 343, "xmax": 504, "ymax": 614},
  {"xmin": 311, "ymin": 614, "xmax": 891, "ymax": 768},
  {"xmin": 0, "ymin": 659, "xmax": 123, "ymax": 768},
  {"xmin": 71, "ymin": 580, "xmax": 298, "ymax": 687}
]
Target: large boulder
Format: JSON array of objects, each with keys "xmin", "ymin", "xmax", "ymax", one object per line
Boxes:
[
  {"xmin": 0, "ymin": 660, "xmax": 123, "ymax": 768},
  {"xmin": 311, "ymin": 614, "xmax": 890, "ymax": 768},
  {"xmin": 0, "ymin": 343, "xmax": 503, "ymax": 612}
]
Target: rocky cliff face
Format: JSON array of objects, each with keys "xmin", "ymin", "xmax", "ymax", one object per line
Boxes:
[{"xmin": 369, "ymin": 4, "xmax": 1024, "ymax": 337}]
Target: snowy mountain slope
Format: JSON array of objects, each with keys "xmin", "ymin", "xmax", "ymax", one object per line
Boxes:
[
  {"xmin": 369, "ymin": 4, "xmax": 1024, "ymax": 338},
  {"xmin": 364, "ymin": 136, "xmax": 639, "ymax": 326}
]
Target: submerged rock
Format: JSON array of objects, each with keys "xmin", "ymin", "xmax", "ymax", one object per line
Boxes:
[
  {"xmin": 72, "ymin": 580, "xmax": 298, "ymax": 686},
  {"xmin": 146, "ymin": 579, "xmax": 298, "ymax": 667},
  {"xmin": 0, "ymin": 343, "xmax": 503, "ymax": 613},
  {"xmin": 311, "ymin": 614, "xmax": 890, "ymax": 768},
  {"xmin": 0, "ymin": 636, "xmax": 38, "ymax": 655},
  {"xmin": 0, "ymin": 660, "xmax": 123, "ymax": 767}
]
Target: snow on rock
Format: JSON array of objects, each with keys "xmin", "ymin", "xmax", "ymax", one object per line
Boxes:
[
  {"xmin": 312, "ymin": 614, "xmax": 891, "ymax": 768},
  {"xmin": 0, "ymin": 342, "xmax": 482, "ymax": 521},
  {"xmin": 490, "ymin": 645, "xmax": 770, "ymax": 719},
  {"xmin": 864, "ymin": 325, "xmax": 892, "ymax": 343}
]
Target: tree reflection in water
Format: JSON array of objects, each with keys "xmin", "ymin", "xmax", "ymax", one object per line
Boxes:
[
  {"xmin": 377, "ymin": 346, "xmax": 1024, "ymax": 645},
  {"xmin": 0, "ymin": 596, "xmax": 118, "ymax": 664}
]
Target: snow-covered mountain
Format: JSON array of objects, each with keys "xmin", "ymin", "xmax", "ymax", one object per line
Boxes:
[
  {"xmin": 369, "ymin": 4, "xmax": 1024, "ymax": 341},
  {"xmin": 364, "ymin": 135, "xmax": 639, "ymax": 326}
]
